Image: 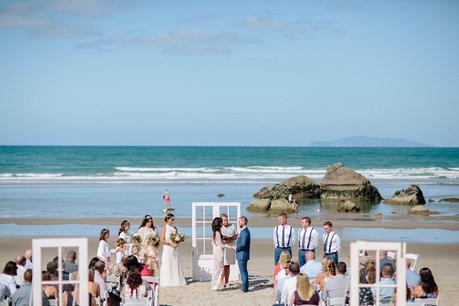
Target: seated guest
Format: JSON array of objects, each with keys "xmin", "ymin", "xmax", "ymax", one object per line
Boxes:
[
  {"xmin": 379, "ymin": 251, "xmax": 396, "ymax": 273},
  {"xmin": 89, "ymin": 257, "xmax": 100, "ymax": 270},
  {"xmin": 94, "ymin": 261, "xmax": 109, "ymax": 301},
  {"xmin": 315, "ymin": 257, "xmax": 336, "ymax": 290},
  {"xmin": 47, "ymin": 261, "xmax": 59, "ymax": 281},
  {"xmin": 42, "ymin": 272, "xmax": 58, "ymax": 301},
  {"xmin": 24, "ymin": 249, "xmax": 33, "ymax": 270},
  {"xmin": 0, "ymin": 282, "xmax": 10, "ymax": 303},
  {"xmin": 280, "ymin": 262, "xmax": 300, "ymax": 305},
  {"xmin": 14, "ymin": 256, "xmax": 27, "ymax": 287},
  {"xmin": 64, "ymin": 250, "xmax": 79, "ymax": 274},
  {"xmin": 372, "ymin": 263, "xmax": 395, "ymax": 304},
  {"xmin": 275, "ymin": 262, "xmax": 290, "ymax": 303},
  {"xmin": 324, "ymin": 262, "xmax": 348, "ymax": 299},
  {"xmin": 62, "ymin": 282, "xmax": 97, "ymax": 306},
  {"xmin": 359, "ymin": 261, "xmax": 376, "ymax": 306},
  {"xmin": 0, "ymin": 261, "xmax": 18, "ymax": 297},
  {"xmin": 413, "ymin": 267, "xmax": 438, "ymax": 299},
  {"xmin": 121, "ymin": 269, "xmax": 148, "ymax": 302},
  {"xmin": 12, "ymin": 269, "xmax": 50, "ymax": 306},
  {"xmin": 406, "ymin": 259, "xmax": 420, "ymax": 288},
  {"xmin": 290, "ymin": 274, "xmax": 320, "ymax": 306},
  {"xmin": 299, "ymin": 251, "xmax": 322, "ymax": 283},
  {"xmin": 88, "ymin": 269, "xmax": 100, "ymax": 299},
  {"xmin": 274, "ymin": 251, "xmax": 291, "ymax": 297}
]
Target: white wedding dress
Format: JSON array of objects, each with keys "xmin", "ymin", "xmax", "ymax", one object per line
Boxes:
[{"xmin": 160, "ymin": 224, "xmax": 186, "ymax": 287}]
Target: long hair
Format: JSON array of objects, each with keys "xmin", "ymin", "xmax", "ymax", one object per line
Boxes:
[
  {"xmin": 126, "ymin": 268, "xmax": 143, "ymax": 297},
  {"xmin": 140, "ymin": 215, "xmax": 156, "ymax": 230},
  {"xmin": 277, "ymin": 251, "xmax": 291, "ymax": 266},
  {"xmin": 212, "ymin": 217, "xmax": 223, "ymax": 240},
  {"xmin": 419, "ymin": 267, "xmax": 438, "ymax": 295},
  {"xmin": 118, "ymin": 220, "xmax": 130, "ymax": 236},
  {"xmin": 99, "ymin": 229, "xmax": 109, "ymax": 241},
  {"xmin": 296, "ymin": 274, "xmax": 314, "ymax": 301},
  {"xmin": 322, "ymin": 257, "xmax": 336, "ymax": 276}
]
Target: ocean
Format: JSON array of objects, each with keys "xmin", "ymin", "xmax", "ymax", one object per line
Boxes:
[{"xmin": 1, "ymin": 146, "xmax": 459, "ymax": 219}]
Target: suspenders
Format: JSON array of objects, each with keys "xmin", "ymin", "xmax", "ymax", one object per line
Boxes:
[
  {"xmin": 300, "ymin": 228, "xmax": 314, "ymax": 250},
  {"xmin": 324, "ymin": 232, "xmax": 336, "ymax": 254},
  {"xmin": 276, "ymin": 225, "xmax": 292, "ymax": 248}
]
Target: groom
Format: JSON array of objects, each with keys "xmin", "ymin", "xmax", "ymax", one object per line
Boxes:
[{"xmin": 236, "ymin": 216, "xmax": 251, "ymax": 293}]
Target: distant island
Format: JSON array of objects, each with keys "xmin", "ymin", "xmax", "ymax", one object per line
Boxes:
[{"xmin": 308, "ymin": 136, "xmax": 431, "ymax": 147}]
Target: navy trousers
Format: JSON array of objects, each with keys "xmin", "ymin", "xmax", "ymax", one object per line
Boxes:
[
  {"xmin": 324, "ymin": 252, "xmax": 338, "ymax": 264},
  {"xmin": 238, "ymin": 259, "xmax": 249, "ymax": 292}
]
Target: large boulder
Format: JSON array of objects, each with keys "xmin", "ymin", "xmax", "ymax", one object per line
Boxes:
[
  {"xmin": 439, "ymin": 197, "xmax": 459, "ymax": 203},
  {"xmin": 253, "ymin": 175, "xmax": 320, "ymax": 201},
  {"xmin": 249, "ymin": 175, "xmax": 319, "ymax": 212},
  {"xmin": 320, "ymin": 163, "xmax": 382, "ymax": 202},
  {"xmin": 337, "ymin": 200, "xmax": 361, "ymax": 212},
  {"xmin": 384, "ymin": 185, "xmax": 426, "ymax": 205}
]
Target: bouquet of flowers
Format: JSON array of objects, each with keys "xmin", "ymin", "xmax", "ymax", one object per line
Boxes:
[
  {"xmin": 170, "ymin": 232, "xmax": 185, "ymax": 243},
  {"xmin": 146, "ymin": 235, "xmax": 161, "ymax": 247}
]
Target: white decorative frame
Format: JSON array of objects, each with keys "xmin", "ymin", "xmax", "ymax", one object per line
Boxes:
[
  {"xmin": 350, "ymin": 241, "xmax": 407, "ymax": 306},
  {"xmin": 191, "ymin": 202, "xmax": 241, "ymax": 281},
  {"xmin": 32, "ymin": 238, "xmax": 88, "ymax": 306}
]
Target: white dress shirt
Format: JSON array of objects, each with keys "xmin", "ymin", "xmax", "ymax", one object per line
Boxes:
[
  {"xmin": 298, "ymin": 227, "xmax": 319, "ymax": 250},
  {"xmin": 273, "ymin": 224, "xmax": 295, "ymax": 248},
  {"xmin": 0, "ymin": 273, "xmax": 17, "ymax": 296},
  {"xmin": 323, "ymin": 231, "xmax": 341, "ymax": 254},
  {"xmin": 14, "ymin": 265, "xmax": 26, "ymax": 286},
  {"xmin": 280, "ymin": 275, "xmax": 298, "ymax": 305},
  {"xmin": 97, "ymin": 240, "xmax": 111, "ymax": 260}
]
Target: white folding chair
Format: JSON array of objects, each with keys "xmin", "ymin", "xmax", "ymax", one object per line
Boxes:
[
  {"xmin": 48, "ymin": 300, "xmax": 58, "ymax": 306},
  {"xmin": 406, "ymin": 253, "xmax": 419, "ymax": 271},
  {"xmin": 142, "ymin": 276, "xmax": 160, "ymax": 306},
  {"xmin": 106, "ymin": 274, "xmax": 121, "ymax": 290},
  {"xmin": 327, "ymin": 297, "xmax": 345, "ymax": 306},
  {"xmin": 414, "ymin": 297, "xmax": 438, "ymax": 306},
  {"xmin": 387, "ymin": 251, "xmax": 396, "ymax": 259}
]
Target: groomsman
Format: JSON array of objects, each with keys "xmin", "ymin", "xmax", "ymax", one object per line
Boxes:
[
  {"xmin": 297, "ymin": 216, "xmax": 319, "ymax": 267},
  {"xmin": 273, "ymin": 213, "xmax": 294, "ymax": 265},
  {"xmin": 322, "ymin": 221, "xmax": 341, "ymax": 264},
  {"xmin": 236, "ymin": 216, "xmax": 251, "ymax": 293}
]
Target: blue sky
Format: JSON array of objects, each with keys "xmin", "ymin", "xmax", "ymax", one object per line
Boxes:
[{"xmin": 0, "ymin": 0, "xmax": 458, "ymax": 146}]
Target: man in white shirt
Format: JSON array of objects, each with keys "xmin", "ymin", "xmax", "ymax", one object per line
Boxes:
[
  {"xmin": 297, "ymin": 216, "xmax": 319, "ymax": 267},
  {"xmin": 273, "ymin": 212, "xmax": 294, "ymax": 264},
  {"xmin": 322, "ymin": 221, "xmax": 341, "ymax": 264},
  {"xmin": 299, "ymin": 251, "xmax": 323, "ymax": 283},
  {"xmin": 372, "ymin": 263, "xmax": 395, "ymax": 304},
  {"xmin": 280, "ymin": 262, "xmax": 300, "ymax": 305},
  {"xmin": 14, "ymin": 256, "xmax": 27, "ymax": 287},
  {"xmin": 0, "ymin": 261, "xmax": 18, "ymax": 297},
  {"xmin": 24, "ymin": 249, "xmax": 33, "ymax": 270},
  {"xmin": 94, "ymin": 261, "xmax": 109, "ymax": 301}
]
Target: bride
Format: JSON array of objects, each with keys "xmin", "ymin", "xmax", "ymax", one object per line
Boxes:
[
  {"xmin": 211, "ymin": 217, "xmax": 235, "ymax": 290},
  {"xmin": 159, "ymin": 213, "xmax": 186, "ymax": 287}
]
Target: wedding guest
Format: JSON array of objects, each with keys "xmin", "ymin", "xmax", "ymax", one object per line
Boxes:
[
  {"xmin": 159, "ymin": 213, "xmax": 186, "ymax": 287},
  {"xmin": 299, "ymin": 251, "xmax": 323, "ymax": 284},
  {"xmin": 62, "ymin": 273, "xmax": 97, "ymax": 306},
  {"xmin": 275, "ymin": 260, "xmax": 291, "ymax": 303},
  {"xmin": 220, "ymin": 213, "xmax": 238, "ymax": 287},
  {"xmin": 406, "ymin": 259, "xmax": 420, "ymax": 288},
  {"xmin": 322, "ymin": 221, "xmax": 340, "ymax": 264},
  {"xmin": 413, "ymin": 267, "xmax": 438, "ymax": 299},
  {"xmin": 372, "ymin": 263, "xmax": 395, "ymax": 304},
  {"xmin": 315, "ymin": 257, "xmax": 336, "ymax": 290},
  {"xmin": 144, "ymin": 236, "xmax": 160, "ymax": 275},
  {"xmin": 211, "ymin": 217, "xmax": 234, "ymax": 290},
  {"xmin": 88, "ymin": 269, "xmax": 100, "ymax": 299},
  {"xmin": 47, "ymin": 261, "xmax": 59, "ymax": 281},
  {"xmin": 274, "ymin": 251, "xmax": 291, "ymax": 290},
  {"xmin": 0, "ymin": 282, "xmax": 10, "ymax": 303},
  {"xmin": 118, "ymin": 220, "xmax": 131, "ymax": 241},
  {"xmin": 94, "ymin": 261, "xmax": 108, "ymax": 302},
  {"xmin": 14, "ymin": 256, "xmax": 27, "ymax": 286},
  {"xmin": 290, "ymin": 274, "xmax": 320, "ymax": 306},
  {"xmin": 114, "ymin": 238, "xmax": 126, "ymax": 265},
  {"xmin": 280, "ymin": 261, "xmax": 300, "ymax": 305},
  {"xmin": 12, "ymin": 269, "xmax": 50, "ymax": 306},
  {"xmin": 297, "ymin": 217, "xmax": 319, "ymax": 267},
  {"xmin": 273, "ymin": 213, "xmax": 294, "ymax": 265},
  {"xmin": 64, "ymin": 250, "xmax": 78, "ymax": 274},
  {"xmin": 97, "ymin": 229, "xmax": 111, "ymax": 266},
  {"xmin": 236, "ymin": 216, "xmax": 251, "ymax": 293},
  {"xmin": 42, "ymin": 272, "xmax": 58, "ymax": 301},
  {"xmin": 379, "ymin": 251, "xmax": 396, "ymax": 273},
  {"xmin": 24, "ymin": 249, "xmax": 33, "ymax": 270},
  {"xmin": 0, "ymin": 261, "xmax": 18, "ymax": 296},
  {"xmin": 359, "ymin": 261, "xmax": 376, "ymax": 306},
  {"xmin": 122, "ymin": 268, "xmax": 148, "ymax": 302},
  {"xmin": 89, "ymin": 257, "xmax": 100, "ymax": 269},
  {"xmin": 324, "ymin": 262, "xmax": 348, "ymax": 299}
]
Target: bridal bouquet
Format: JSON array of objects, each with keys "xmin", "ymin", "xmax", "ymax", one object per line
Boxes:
[{"xmin": 170, "ymin": 232, "xmax": 185, "ymax": 243}]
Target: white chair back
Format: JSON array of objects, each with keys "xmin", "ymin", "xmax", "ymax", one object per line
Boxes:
[
  {"xmin": 414, "ymin": 297, "xmax": 438, "ymax": 306},
  {"xmin": 327, "ymin": 297, "xmax": 345, "ymax": 306},
  {"xmin": 142, "ymin": 276, "xmax": 160, "ymax": 306},
  {"xmin": 406, "ymin": 253, "xmax": 419, "ymax": 271}
]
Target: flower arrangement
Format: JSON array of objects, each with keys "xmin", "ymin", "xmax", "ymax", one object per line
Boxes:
[
  {"xmin": 170, "ymin": 232, "xmax": 185, "ymax": 243},
  {"xmin": 146, "ymin": 235, "xmax": 161, "ymax": 247}
]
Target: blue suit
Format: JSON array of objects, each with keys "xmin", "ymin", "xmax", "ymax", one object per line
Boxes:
[{"xmin": 236, "ymin": 227, "xmax": 251, "ymax": 292}]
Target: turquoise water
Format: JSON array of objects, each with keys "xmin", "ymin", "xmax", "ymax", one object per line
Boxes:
[
  {"xmin": 1, "ymin": 146, "xmax": 459, "ymax": 183},
  {"xmin": 1, "ymin": 146, "xmax": 459, "ymax": 219}
]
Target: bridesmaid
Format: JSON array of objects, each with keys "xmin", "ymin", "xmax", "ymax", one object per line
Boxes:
[
  {"xmin": 220, "ymin": 213, "xmax": 238, "ymax": 287},
  {"xmin": 136, "ymin": 215, "xmax": 158, "ymax": 267}
]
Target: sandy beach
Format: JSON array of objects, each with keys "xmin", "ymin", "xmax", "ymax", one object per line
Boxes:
[{"xmin": 1, "ymin": 215, "xmax": 458, "ymax": 306}]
